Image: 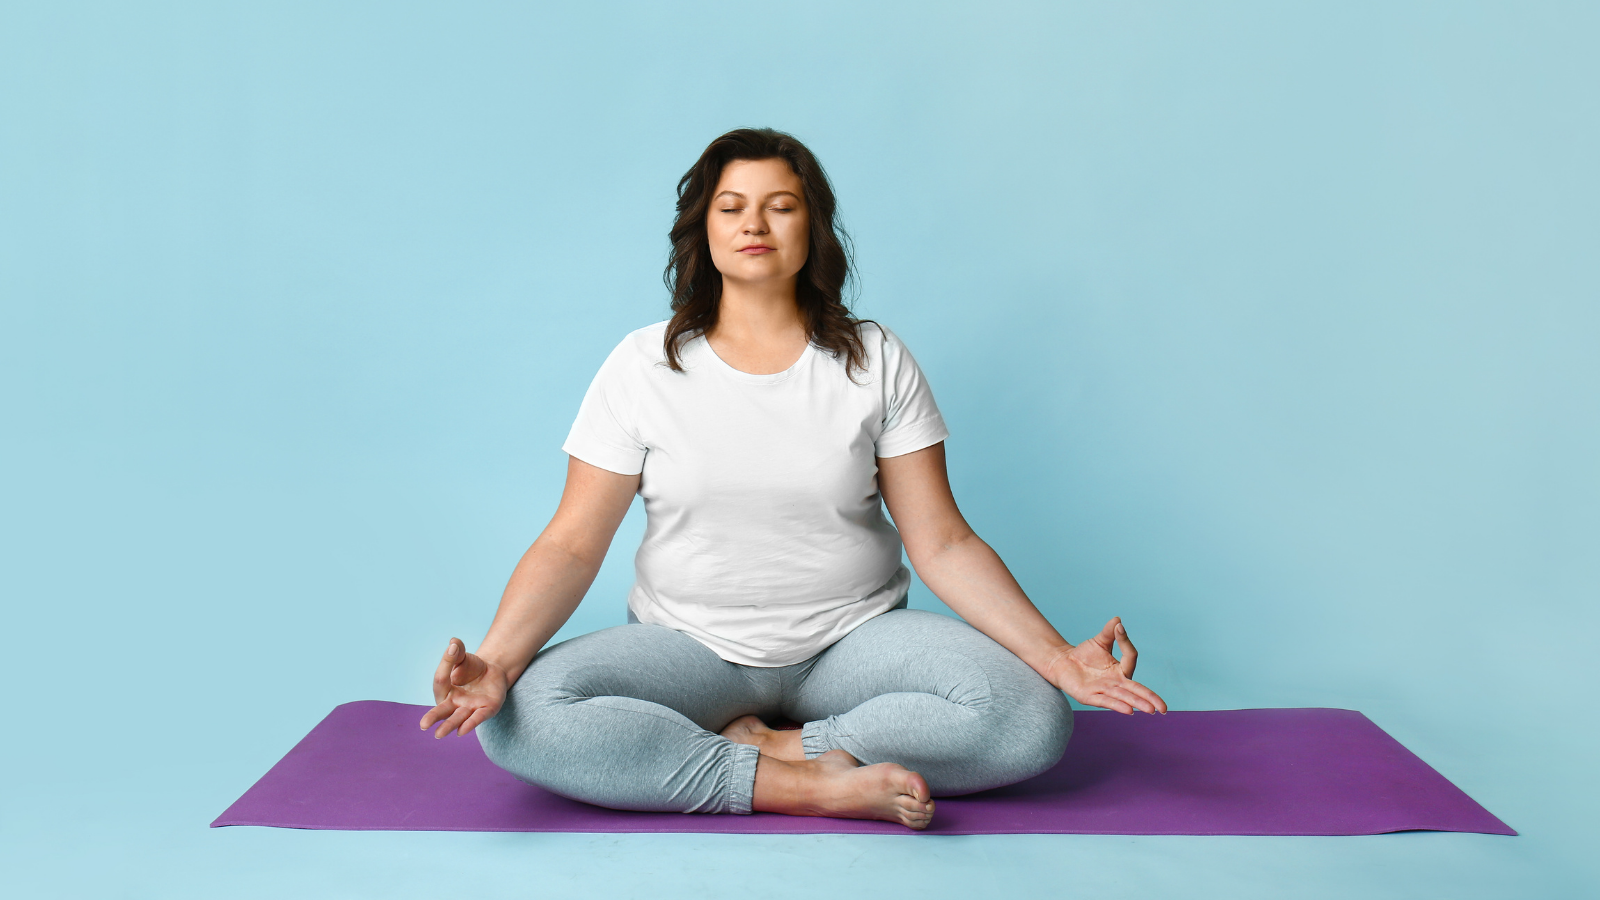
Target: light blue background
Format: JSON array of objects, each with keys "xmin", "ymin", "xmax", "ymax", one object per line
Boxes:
[{"xmin": 3, "ymin": 2, "xmax": 1595, "ymax": 897}]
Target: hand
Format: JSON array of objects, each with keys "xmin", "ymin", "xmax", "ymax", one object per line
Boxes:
[
  {"xmin": 1046, "ymin": 617, "xmax": 1168, "ymax": 715},
  {"xmin": 419, "ymin": 638, "xmax": 509, "ymax": 739}
]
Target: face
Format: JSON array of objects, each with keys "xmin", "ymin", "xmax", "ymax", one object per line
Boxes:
[{"xmin": 705, "ymin": 158, "xmax": 810, "ymax": 287}]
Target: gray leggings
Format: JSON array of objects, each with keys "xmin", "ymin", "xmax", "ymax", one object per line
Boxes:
[{"xmin": 476, "ymin": 608, "xmax": 1073, "ymax": 814}]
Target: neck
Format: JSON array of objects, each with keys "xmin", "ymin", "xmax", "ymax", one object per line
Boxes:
[{"xmin": 711, "ymin": 276, "xmax": 806, "ymax": 343}]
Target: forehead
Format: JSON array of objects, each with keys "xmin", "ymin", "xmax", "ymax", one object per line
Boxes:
[{"xmin": 713, "ymin": 158, "xmax": 803, "ymax": 196}]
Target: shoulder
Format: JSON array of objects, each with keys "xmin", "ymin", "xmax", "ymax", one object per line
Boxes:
[
  {"xmin": 853, "ymin": 320, "xmax": 916, "ymax": 352},
  {"xmin": 594, "ymin": 320, "xmax": 670, "ymax": 372},
  {"xmin": 850, "ymin": 320, "xmax": 917, "ymax": 375},
  {"xmin": 576, "ymin": 322, "xmax": 674, "ymax": 398},
  {"xmin": 619, "ymin": 320, "xmax": 670, "ymax": 357}
]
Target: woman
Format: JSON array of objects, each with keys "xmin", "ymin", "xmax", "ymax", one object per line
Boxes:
[{"xmin": 421, "ymin": 128, "xmax": 1166, "ymax": 830}]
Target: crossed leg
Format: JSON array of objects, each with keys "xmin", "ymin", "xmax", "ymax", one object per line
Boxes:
[
  {"xmin": 476, "ymin": 622, "xmax": 934, "ymax": 827},
  {"xmin": 723, "ymin": 609, "xmax": 1074, "ymax": 797}
]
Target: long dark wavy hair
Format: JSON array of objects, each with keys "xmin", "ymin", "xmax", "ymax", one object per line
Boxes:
[{"xmin": 662, "ymin": 128, "xmax": 870, "ymax": 376}]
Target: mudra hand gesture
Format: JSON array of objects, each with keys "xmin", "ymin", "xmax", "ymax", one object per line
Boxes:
[
  {"xmin": 420, "ymin": 638, "xmax": 510, "ymax": 739},
  {"xmin": 1046, "ymin": 617, "xmax": 1167, "ymax": 715},
  {"xmin": 420, "ymin": 616, "xmax": 1166, "ymax": 739}
]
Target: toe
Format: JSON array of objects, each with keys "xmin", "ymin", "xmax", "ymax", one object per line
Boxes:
[
  {"xmin": 894, "ymin": 793, "xmax": 935, "ymax": 828},
  {"xmin": 899, "ymin": 770, "xmax": 931, "ymax": 804},
  {"xmin": 900, "ymin": 802, "xmax": 934, "ymax": 830}
]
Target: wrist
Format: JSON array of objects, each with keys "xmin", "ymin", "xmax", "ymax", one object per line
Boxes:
[
  {"xmin": 1036, "ymin": 640, "xmax": 1075, "ymax": 690},
  {"xmin": 471, "ymin": 648, "xmax": 514, "ymax": 682}
]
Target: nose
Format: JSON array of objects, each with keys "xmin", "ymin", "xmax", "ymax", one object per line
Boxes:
[{"xmin": 741, "ymin": 209, "xmax": 768, "ymax": 236}]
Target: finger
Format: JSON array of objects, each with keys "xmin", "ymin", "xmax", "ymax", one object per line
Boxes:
[
  {"xmin": 450, "ymin": 650, "xmax": 489, "ymax": 687},
  {"xmin": 1106, "ymin": 685, "xmax": 1157, "ymax": 715},
  {"xmin": 1113, "ymin": 620, "xmax": 1138, "ymax": 678},
  {"xmin": 1088, "ymin": 693, "xmax": 1136, "ymax": 715},
  {"xmin": 419, "ymin": 700, "xmax": 455, "ymax": 731},
  {"xmin": 457, "ymin": 707, "xmax": 495, "ymax": 737},
  {"xmin": 433, "ymin": 639, "xmax": 463, "ymax": 704},
  {"xmin": 433, "ymin": 706, "xmax": 471, "ymax": 739},
  {"xmin": 1127, "ymin": 680, "xmax": 1169, "ymax": 715}
]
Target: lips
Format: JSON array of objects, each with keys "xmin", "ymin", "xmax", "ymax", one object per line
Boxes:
[{"xmin": 738, "ymin": 245, "xmax": 775, "ymax": 254}]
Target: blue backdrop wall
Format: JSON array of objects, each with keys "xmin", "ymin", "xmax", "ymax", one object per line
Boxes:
[{"xmin": 2, "ymin": 2, "xmax": 1595, "ymax": 897}]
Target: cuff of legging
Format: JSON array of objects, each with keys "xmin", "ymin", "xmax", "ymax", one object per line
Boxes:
[
  {"xmin": 800, "ymin": 720, "xmax": 833, "ymax": 759},
  {"xmin": 724, "ymin": 742, "xmax": 760, "ymax": 815}
]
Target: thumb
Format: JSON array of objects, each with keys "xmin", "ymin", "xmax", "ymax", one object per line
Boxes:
[
  {"xmin": 1092, "ymin": 617, "xmax": 1120, "ymax": 649},
  {"xmin": 432, "ymin": 638, "xmax": 465, "ymax": 704},
  {"xmin": 450, "ymin": 648, "xmax": 489, "ymax": 686},
  {"xmin": 1113, "ymin": 619, "xmax": 1138, "ymax": 677}
]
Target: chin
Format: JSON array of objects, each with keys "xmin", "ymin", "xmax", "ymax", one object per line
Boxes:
[{"xmin": 726, "ymin": 261, "xmax": 787, "ymax": 277}]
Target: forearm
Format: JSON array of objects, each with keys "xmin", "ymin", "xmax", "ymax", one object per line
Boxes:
[
  {"xmin": 473, "ymin": 533, "xmax": 604, "ymax": 684},
  {"xmin": 910, "ymin": 532, "xmax": 1073, "ymax": 683}
]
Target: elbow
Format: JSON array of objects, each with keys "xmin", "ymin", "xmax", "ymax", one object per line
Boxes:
[
  {"xmin": 903, "ymin": 526, "xmax": 981, "ymax": 573},
  {"xmin": 535, "ymin": 530, "xmax": 609, "ymax": 573}
]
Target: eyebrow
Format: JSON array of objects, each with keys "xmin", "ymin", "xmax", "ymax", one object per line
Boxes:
[{"xmin": 713, "ymin": 190, "xmax": 801, "ymax": 202}]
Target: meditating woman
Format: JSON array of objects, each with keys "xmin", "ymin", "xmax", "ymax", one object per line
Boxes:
[{"xmin": 421, "ymin": 128, "xmax": 1167, "ymax": 830}]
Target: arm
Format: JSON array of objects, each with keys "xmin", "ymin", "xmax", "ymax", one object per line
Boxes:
[
  {"xmin": 877, "ymin": 442, "xmax": 1166, "ymax": 715},
  {"xmin": 420, "ymin": 456, "xmax": 640, "ymax": 738}
]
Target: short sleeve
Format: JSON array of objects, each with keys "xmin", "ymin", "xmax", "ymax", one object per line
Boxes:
[
  {"xmin": 561, "ymin": 338, "xmax": 649, "ymax": 476},
  {"xmin": 873, "ymin": 327, "xmax": 950, "ymax": 458}
]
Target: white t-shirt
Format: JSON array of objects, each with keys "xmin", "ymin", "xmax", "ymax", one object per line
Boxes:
[{"xmin": 562, "ymin": 320, "xmax": 949, "ymax": 666}]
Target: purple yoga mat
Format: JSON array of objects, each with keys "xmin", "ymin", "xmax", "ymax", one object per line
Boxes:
[{"xmin": 212, "ymin": 701, "xmax": 1513, "ymax": 836}]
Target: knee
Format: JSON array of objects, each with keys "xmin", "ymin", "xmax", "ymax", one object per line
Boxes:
[
  {"xmin": 474, "ymin": 710, "xmax": 520, "ymax": 776},
  {"xmin": 960, "ymin": 669, "xmax": 1075, "ymax": 781},
  {"xmin": 987, "ymin": 685, "xmax": 1073, "ymax": 782},
  {"xmin": 475, "ymin": 674, "xmax": 575, "ymax": 785},
  {"xmin": 475, "ymin": 691, "xmax": 536, "ymax": 782},
  {"xmin": 921, "ymin": 686, "xmax": 1070, "ymax": 796}
]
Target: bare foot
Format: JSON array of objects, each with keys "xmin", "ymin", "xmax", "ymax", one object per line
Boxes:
[
  {"xmin": 720, "ymin": 714, "xmax": 805, "ymax": 761},
  {"xmin": 753, "ymin": 749, "xmax": 935, "ymax": 830}
]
